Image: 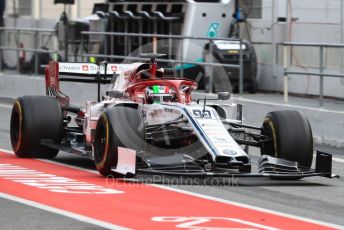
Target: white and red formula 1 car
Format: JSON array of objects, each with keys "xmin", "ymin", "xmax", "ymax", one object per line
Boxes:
[{"xmin": 10, "ymin": 53, "xmax": 337, "ymax": 179}]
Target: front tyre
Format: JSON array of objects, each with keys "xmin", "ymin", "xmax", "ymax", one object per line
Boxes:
[
  {"xmin": 94, "ymin": 106, "xmax": 144, "ymax": 177},
  {"xmin": 261, "ymin": 110, "xmax": 313, "ymax": 168}
]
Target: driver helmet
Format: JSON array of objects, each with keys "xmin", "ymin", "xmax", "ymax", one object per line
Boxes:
[{"xmin": 146, "ymin": 85, "xmax": 175, "ymax": 103}]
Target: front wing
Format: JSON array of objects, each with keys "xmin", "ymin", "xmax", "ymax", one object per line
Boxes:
[{"xmin": 135, "ymin": 151, "xmax": 338, "ymax": 180}]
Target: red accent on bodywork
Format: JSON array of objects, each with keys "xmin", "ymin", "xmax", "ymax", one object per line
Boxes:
[
  {"xmin": 45, "ymin": 61, "xmax": 70, "ymax": 107},
  {"xmin": 77, "ymin": 110, "xmax": 85, "ymax": 118},
  {"xmin": 126, "ymin": 79, "xmax": 197, "ymax": 104},
  {"xmin": 45, "ymin": 61, "xmax": 60, "ymax": 91},
  {"xmin": 164, "ymin": 86, "xmax": 170, "ymax": 93},
  {"xmin": 150, "ymin": 62, "xmax": 157, "ymax": 77},
  {"xmin": 82, "ymin": 65, "xmax": 89, "ymax": 71}
]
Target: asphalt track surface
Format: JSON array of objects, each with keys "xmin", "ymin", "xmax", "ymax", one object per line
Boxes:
[{"xmin": 0, "ymin": 100, "xmax": 344, "ymax": 229}]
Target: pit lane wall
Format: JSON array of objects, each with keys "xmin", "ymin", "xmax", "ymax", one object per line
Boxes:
[{"xmin": 1, "ymin": 72, "xmax": 343, "ymax": 148}]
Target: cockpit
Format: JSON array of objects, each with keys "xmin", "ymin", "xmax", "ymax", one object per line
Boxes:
[{"xmin": 107, "ymin": 53, "xmax": 198, "ymax": 104}]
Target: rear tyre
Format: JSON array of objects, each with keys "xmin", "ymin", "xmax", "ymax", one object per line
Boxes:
[
  {"xmin": 261, "ymin": 110, "xmax": 313, "ymax": 168},
  {"xmin": 10, "ymin": 96, "xmax": 63, "ymax": 158},
  {"xmin": 94, "ymin": 106, "xmax": 144, "ymax": 177}
]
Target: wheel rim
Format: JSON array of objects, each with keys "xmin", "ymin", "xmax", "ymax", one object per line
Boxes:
[
  {"xmin": 95, "ymin": 123, "xmax": 106, "ymax": 163},
  {"xmin": 94, "ymin": 114, "xmax": 110, "ymax": 170},
  {"xmin": 261, "ymin": 117, "xmax": 278, "ymax": 157}
]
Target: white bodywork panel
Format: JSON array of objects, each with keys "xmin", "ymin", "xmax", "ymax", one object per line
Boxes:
[
  {"xmin": 112, "ymin": 147, "xmax": 136, "ymax": 175},
  {"xmin": 185, "ymin": 106, "xmax": 247, "ymax": 158},
  {"xmin": 144, "ymin": 103, "xmax": 247, "ymax": 161}
]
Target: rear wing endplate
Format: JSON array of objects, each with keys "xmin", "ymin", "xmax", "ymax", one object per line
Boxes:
[{"xmin": 44, "ymin": 61, "xmax": 130, "ymax": 106}]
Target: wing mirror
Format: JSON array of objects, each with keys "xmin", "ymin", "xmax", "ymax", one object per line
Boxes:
[{"xmin": 218, "ymin": 92, "xmax": 231, "ymax": 100}]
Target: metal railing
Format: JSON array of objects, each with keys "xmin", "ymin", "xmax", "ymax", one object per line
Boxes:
[
  {"xmin": 282, "ymin": 42, "xmax": 344, "ymax": 107},
  {"xmin": 0, "ymin": 27, "xmax": 245, "ymax": 95},
  {"xmin": 0, "ymin": 27, "xmax": 56, "ymax": 74},
  {"xmin": 80, "ymin": 31, "xmax": 244, "ymax": 95}
]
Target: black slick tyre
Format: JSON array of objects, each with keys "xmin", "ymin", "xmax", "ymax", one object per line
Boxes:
[
  {"xmin": 10, "ymin": 96, "xmax": 63, "ymax": 158},
  {"xmin": 261, "ymin": 110, "xmax": 313, "ymax": 168}
]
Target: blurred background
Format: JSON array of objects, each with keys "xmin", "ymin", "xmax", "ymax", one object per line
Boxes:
[{"xmin": 1, "ymin": 0, "xmax": 344, "ymax": 100}]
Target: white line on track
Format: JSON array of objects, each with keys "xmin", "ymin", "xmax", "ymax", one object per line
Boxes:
[
  {"xmin": 0, "ymin": 193, "xmax": 130, "ymax": 230},
  {"xmin": 193, "ymin": 92, "xmax": 344, "ymax": 115},
  {"xmin": 333, "ymin": 157, "xmax": 344, "ymax": 164},
  {"xmin": 233, "ymin": 96, "xmax": 344, "ymax": 115},
  {"xmin": 1, "ymin": 148, "xmax": 343, "ymax": 229},
  {"xmin": 0, "ymin": 148, "xmax": 129, "ymax": 230},
  {"xmin": 312, "ymin": 153, "xmax": 344, "ymax": 164},
  {"xmin": 151, "ymin": 185, "xmax": 344, "ymax": 230},
  {"xmin": 0, "ymin": 103, "xmax": 12, "ymax": 109}
]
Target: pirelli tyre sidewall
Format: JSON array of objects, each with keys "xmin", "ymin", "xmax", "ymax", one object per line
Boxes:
[
  {"xmin": 94, "ymin": 106, "xmax": 144, "ymax": 177},
  {"xmin": 10, "ymin": 96, "xmax": 63, "ymax": 158},
  {"xmin": 261, "ymin": 110, "xmax": 313, "ymax": 168}
]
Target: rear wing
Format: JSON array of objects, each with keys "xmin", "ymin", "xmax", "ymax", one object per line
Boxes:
[
  {"xmin": 45, "ymin": 61, "xmax": 130, "ymax": 106},
  {"xmin": 58, "ymin": 62, "xmax": 130, "ymax": 78}
]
